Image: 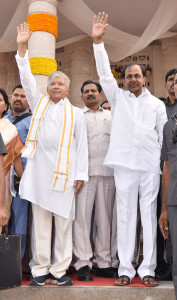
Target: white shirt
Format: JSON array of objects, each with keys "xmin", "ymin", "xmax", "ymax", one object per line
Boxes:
[
  {"xmin": 83, "ymin": 106, "xmax": 113, "ymax": 176},
  {"xmin": 16, "ymin": 51, "xmax": 88, "ymax": 218},
  {"xmin": 93, "ymin": 43, "xmax": 167, "ymax": 174}
]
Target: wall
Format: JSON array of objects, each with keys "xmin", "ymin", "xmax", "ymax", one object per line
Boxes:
[{"xmin": 1, "ymin": 36, "xmax": 177, "ymax": 105}]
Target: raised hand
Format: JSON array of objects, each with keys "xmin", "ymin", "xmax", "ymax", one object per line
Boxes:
[
  {"xmin": 92, "ymin": 12, "xmax": 108, "ymax": 44},
  {"xmin": 17, "ymin": 22, "xmax": 32, "ymax": 45},
  {"xmin": 17, "ymin": 22, "xmax": 32, "ymax": 58}
]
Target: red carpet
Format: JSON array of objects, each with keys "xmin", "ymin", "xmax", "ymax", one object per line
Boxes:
[{"xmin": 22, "ymin": 274, "xmax": 146, "ymax": 287}]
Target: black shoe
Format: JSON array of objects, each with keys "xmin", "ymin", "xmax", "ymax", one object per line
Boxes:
[
  {"xmin": 30, "ymin": 274, "xmax": 50, "ymax": 286},
  {"xmin": 77, "ymin": 265, "xmax": 93, "ymax": 281},
  {"xmin": 156, "ymin": 264, "xmax": 173, "ymax": 281},
  {"xmin": 66, "ymin": 266, "xmax": 76, "ymax": 275},
  {"xmin": 95, "ymin": 267, "xmax": 117, "ymax": 278},
  {"xmin": 91, "ymin": 262, "xmax": 97, "ymax": 274},
  {"xmin": 112, "ymin": 267, "xmax": 118, "ymax": 278},
  {"xmin": 155, "ymin": 261, "xmax": 168, "ymax": 276}
]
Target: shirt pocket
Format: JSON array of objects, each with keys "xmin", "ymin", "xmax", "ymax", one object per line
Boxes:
[{"xmin": 103, "ymin": 119, "xmax": 111, "ymax": 135}]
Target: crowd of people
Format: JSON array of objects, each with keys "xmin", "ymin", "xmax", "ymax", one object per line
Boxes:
[{"xmin": 0, "ymin": 12, "xmax": 177, "ymax": 298}]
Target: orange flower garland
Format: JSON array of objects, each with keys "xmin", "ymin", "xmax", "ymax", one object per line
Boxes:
[{"xmin": 27, "ymin": 13, "xmax": 58, "ymax": 39}]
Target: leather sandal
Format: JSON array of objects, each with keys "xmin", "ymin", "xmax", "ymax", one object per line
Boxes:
[
  {"xmin": 114, "ymin": 275, "xmax": 130, "ymax": 286},
  {"xmin": 143, "ymin": 275, "xmax": 158, "ymax": 287}
]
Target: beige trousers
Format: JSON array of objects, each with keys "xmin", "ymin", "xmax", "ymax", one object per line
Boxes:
[
  {"xmin": 31, "ymin": 203, "xmax": 72, "ymax": 278},
  {"xmin": 73, "ymin": 176, "xmax": 115, "ymax": 270}
]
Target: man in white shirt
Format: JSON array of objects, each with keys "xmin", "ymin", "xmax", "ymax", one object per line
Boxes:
[
  {"xmin": 92, "ymin": 12, "xmax": 167, "ymax": 287},
  {"xmin": 73, "ymin": 80, "xmax": 116, "ymax": 281},
  {"xmin": 16, "ymin": 23, "xmax": 88, "ymax": 287}
]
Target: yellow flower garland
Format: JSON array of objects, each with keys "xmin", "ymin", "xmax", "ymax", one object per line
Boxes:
[
  {"xmin": 27, "ymin": 13, "xmax": 58, "ymax": 39},
  {"xmin": 29, "ymin": 57, "xmax": 57, "ymax": 76}
]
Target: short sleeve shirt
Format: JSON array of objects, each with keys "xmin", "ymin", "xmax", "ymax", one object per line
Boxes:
[
  {"xmin": 161, "ymin": 117, "xmax": 177, "ymax": 205},
  {"xmin": 0, "ymin": 133, "xmax": 7, "ymax": 156}
]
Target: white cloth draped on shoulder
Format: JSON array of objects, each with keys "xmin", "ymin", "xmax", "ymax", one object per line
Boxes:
[{"xmin": 22, "ymin": 96, "xmax": 76, "ymax": 192}]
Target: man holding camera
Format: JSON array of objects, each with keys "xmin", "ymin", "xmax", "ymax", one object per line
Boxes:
[{"xmin": 159, "ymin": 70, "xmax": 177, "ymax": 300}]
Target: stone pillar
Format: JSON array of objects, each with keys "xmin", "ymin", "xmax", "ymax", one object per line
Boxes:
[
  {"xmin": 161, "ymin": 36, "xmax": 177, "ymax": 98},
  {"xmin": 69, "ymin": 38, "xmax": 93, "ymax": 107},
  {"xmin": 27, "ymin": 0, "xmax": 58, "ymax": 95},
  {"xmin": 152, "ymin": 45, "xmax": 164, "ymax": 98}
]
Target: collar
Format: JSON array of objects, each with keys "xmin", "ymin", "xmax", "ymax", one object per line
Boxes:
[
  {"xmin": 127, "ymin": 87, "xmax": 149, "ymax": 98},
  {"xmin": 7, "ymin": 109, "xmax": 30, "ymax": 119},
  {"xmin": 82, "ymin": 106, "xmax": 103, "ymax": 113},
  {"xmin": 165, "ymin": 97, "xmax": 177, "ymax": 107}
]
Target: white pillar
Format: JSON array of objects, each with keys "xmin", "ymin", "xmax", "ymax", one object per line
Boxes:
[
  {"xmin": 27, "ymin": 0, "xmax": 58, "ymax": 95},
  {"xmin": 161, "ymin": 36, "xmax": 177, "ymax": 98},
  {"xmin": 69, "ymin": 38, "xmax": 93, "ymax": 107},
  {"xmin": 152, "ymin": 45, "xmax": 164, "ymax": 98}
]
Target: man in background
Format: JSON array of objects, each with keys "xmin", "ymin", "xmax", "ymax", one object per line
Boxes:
[
  {"xmin": 159, "ymin": 70, "xmax": 177, "ymax": 300},
  {"xmin": 0, "ymin": 133, "xmax": 8, "ymax": 227},
  {"xmin": 73, "ymin": 80, "xmax": 116, "ymax": 281},
  {"xmin": 156, "ymin": 69, "xmax": 177, "ymax": 281},
  {"xmin": 3, "ymin": 84, "xmax": 31, "ymax": 259}
]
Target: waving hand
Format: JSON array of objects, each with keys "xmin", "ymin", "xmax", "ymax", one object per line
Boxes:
[{"xmin": 92, "ymin": 12, "xmax": 108, "ymax": 44}]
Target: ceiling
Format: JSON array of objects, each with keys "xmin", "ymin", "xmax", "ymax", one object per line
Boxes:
[{"xmin": 0, "ymin": 0, "xmax": 177, "ymax": 57}]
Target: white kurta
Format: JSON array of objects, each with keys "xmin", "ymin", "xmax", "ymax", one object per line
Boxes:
[
  {"xmin": 16, "ymin": 51, "xmax": 88, "ymax": 218},
  {"xmin": 93, "ymin": 43, "xmax": 167, "ymax": 174}
]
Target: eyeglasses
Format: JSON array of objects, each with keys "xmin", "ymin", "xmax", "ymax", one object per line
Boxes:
[{"xmin": 49, "ymin": 82, "xmax": 65, "ymax": 87}]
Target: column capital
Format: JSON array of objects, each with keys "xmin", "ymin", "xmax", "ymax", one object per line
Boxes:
[
  {"xmin": 65, "ymin": 38, "xmax": 92, "ymax": 58},
  {"xmin": 162, "ymin": 46, "xmax": 177, "ymax": 56},
  {"xmin": 28, "ymin": 0, "xmax": 58, "ymax": 9},
  {"xmin": 161, "ymin": 36, "xmax": 177, "ymax": 56}
]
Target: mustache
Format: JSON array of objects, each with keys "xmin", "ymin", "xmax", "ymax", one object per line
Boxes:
[
  {"xmin": 14, "ymin": 100, "xmax": 22, "ymax": 104},
  {"xmin": 87, "ymin": 95, "xmax": 95, "ymax": 100}
]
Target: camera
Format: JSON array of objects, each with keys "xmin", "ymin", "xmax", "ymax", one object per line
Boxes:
[{"xmin": 171, "ymin": 128, "xmax": 177, "ymax": 143}]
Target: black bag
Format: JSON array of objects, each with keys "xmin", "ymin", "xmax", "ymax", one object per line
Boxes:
[{"xmin": 0, "ymin": 226, "xmax": 22, "ymax": 289}]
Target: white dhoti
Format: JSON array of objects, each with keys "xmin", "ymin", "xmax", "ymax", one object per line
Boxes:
[
  {"xmin": 114, "ymin": 166, "xmax": 160, "ymax": 280},
  {"xmin": 31, "ymin": 203, "xmax": 73, "ymax": 278}
]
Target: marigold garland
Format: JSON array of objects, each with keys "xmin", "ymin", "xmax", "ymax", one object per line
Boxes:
[
  {"xmin": 29, "ymin": 57, "xmax": 57, "ymax": 76},
  {"xmin": 27, "ymin": 13, "xmax": 58, "ymax": 39}
]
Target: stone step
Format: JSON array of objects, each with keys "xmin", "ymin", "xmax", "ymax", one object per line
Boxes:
[{"xmin": 0, "ymin": 281, "xmax": 175, "ymax": 300}]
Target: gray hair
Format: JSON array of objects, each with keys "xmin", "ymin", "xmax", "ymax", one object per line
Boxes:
[{"xmin": 47, "ymin": 71, "xmax": 70, "ymax": 88}]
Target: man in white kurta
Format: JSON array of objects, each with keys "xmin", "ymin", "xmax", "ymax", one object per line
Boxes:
[
  {"xmin": 16, "ymin": 23, "xmax": 88, "ymax": 286},
  {"xmin": 92, "ymin": 13, "xmax": 167, "ymax": 286}
]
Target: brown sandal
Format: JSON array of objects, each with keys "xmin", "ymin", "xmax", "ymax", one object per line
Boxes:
[
  {"xmin": 143, "ymin": 275, "xmax": 158, "ymax": 287},
  {"xmin": 114, "ymin": 275, "xmax": 130, "ymax": 286}
]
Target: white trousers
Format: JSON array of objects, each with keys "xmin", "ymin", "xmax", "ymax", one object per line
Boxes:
[
  {"xmin": 114, "ymin": 166, "xmax": 159, "ymax": 280},
  {"xmin": 73, "ymin": 176, "xmax": 115, "ymax": 269},
  {"xmin": 31, "ymin": 203, "xmax": 72, "ymax": 278}
]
